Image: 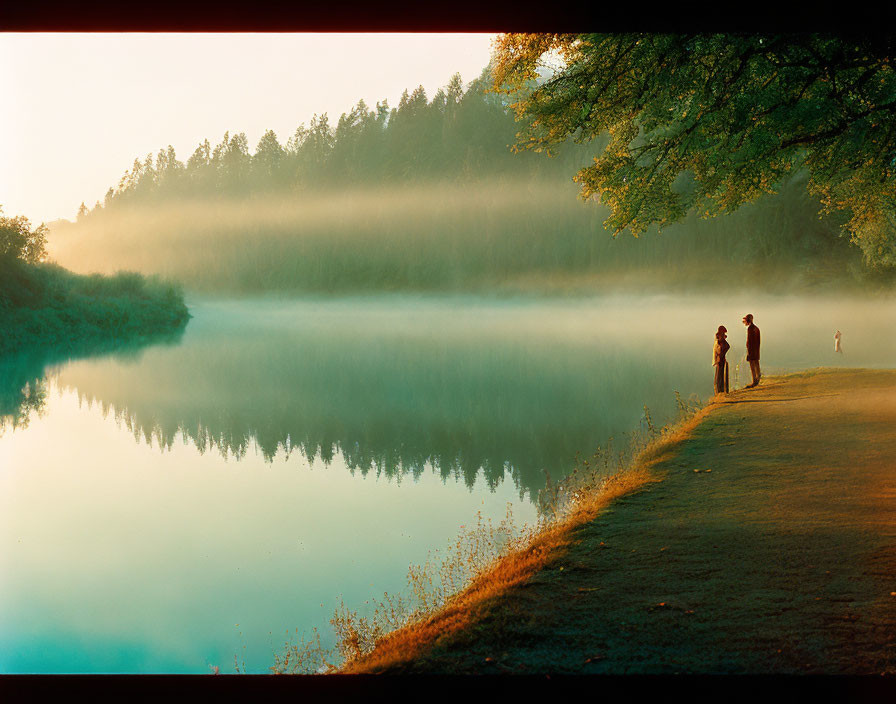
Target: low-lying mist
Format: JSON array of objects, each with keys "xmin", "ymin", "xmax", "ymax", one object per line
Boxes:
[
  {"xmin": 14, "ymin": 293, "xmax": 895, "ymax": 502},
  {"xmin": 48, "ymin": 175, "xmax": 889, "ymax": 296}
]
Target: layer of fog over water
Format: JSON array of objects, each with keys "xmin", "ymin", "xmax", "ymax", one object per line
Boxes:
[
  {"xmin": 1, "ymin": 294, "xmax": 894, "ymax": 673},
  {"xmin": 49, "ymin": 175, "xmax": 886, "ymax": 296}
]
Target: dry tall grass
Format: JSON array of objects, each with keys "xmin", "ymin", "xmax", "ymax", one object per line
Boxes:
[{"xmin": 269, "ymin": 390, "xmax": 715, "ymax": 674}]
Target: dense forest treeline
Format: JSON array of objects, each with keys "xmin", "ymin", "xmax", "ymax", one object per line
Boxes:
[
  {"xmin": 53, "ymin": 70, "xmax": 893, "ymax": 294},
  {"xmin": 74, "ymin": 70, "xmax": 581, "ymax": 214}
]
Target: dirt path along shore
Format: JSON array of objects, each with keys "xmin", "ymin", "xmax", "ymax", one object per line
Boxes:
[{"xmin": 356, "ymin": 368, "xmax": 896, "ymax": 674}]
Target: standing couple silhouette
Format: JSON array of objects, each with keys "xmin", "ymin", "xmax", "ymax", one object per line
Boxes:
[{"xmin": 713, "ymin": 314, "xmax": 761, "ymax": 395}]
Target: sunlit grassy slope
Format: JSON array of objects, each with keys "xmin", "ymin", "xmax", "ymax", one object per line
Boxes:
[
  {"xmin": 344, "ymin": 369, "xmax": 896, "ymax": 674},
  {"xmin": 323, "ymin": 398, "xmax": 713, "ymax": 674}
]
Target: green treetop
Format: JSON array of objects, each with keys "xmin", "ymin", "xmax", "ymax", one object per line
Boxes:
[
  {"xmin": 0, "ymin": 207, "xmax": 48, "ymax": 264},
  {"xmin": 492, "ymin": 33, "xmax": 896, "ymax": 267}
]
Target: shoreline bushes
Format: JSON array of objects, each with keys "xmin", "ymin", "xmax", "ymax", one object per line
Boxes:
[{"xmin": 0, "ymin": 257, "xmax": 190, "ymax": 357}]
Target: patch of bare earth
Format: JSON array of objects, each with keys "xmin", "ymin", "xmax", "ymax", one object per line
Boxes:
[{"xmin": 350, "ymin": 368, "xmax": 896, "ymax": 674}]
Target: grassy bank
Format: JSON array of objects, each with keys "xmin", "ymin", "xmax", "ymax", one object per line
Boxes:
[
  {"xmin": 335, "ymin": 369, "xmax": 896, "ymax": 674},
  {"xmin": 0, "ymin": 257, "xmax": 190, "ymax": 357},
  {"xmin": 331, "ymin": 397, "xmax": 715, "ymax": 674},
  {"xmin": 268, "ymin": 391, "xmax": 709, "ymax": 673}
]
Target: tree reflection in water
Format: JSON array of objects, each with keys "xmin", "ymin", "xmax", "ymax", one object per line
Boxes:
[
  {"xmin": 44, "ymin": 300, "xmax": 703, "ymax": 501},
  {"xmin": 0, "ymin": 330, "xmax": 185, "ymax": 435}
]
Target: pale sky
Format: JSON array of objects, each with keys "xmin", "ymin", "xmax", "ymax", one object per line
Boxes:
[{"xmin": 0, "ymin": 33, "xmax": 497, "ymax": 224}]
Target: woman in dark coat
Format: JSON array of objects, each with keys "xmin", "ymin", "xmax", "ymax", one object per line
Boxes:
[{"xmin": 713, "ymin": 325, "xmax": 730, "ymax": 394}]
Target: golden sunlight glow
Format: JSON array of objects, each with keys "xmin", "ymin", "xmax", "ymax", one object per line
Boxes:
[{"xmin": 0, "ymin": 33, "xmax": 496, "ymax": 224}]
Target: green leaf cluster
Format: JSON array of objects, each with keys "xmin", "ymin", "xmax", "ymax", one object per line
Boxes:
[
  {"xmin": 0, "ymin": 206, "xmax": 48, "ymax": 264},
  {"xmin": 493, "ymin": 33, "xmax": 896, "ymax": 267}
]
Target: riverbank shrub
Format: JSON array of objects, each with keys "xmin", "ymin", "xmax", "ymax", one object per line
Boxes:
[{"xmin": 0, "ymin": 256, "xmax": 190, "ymax": 357}]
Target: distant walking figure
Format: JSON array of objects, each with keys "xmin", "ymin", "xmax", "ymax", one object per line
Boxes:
[
  {"xmin": 743, "ymin": 313, "xmax": 761, "ymax": 388},
  {"xmin": 713, "ymin": 325, "xmax": 730, "ymax": 395},
  {"xmin": 834, "ymin": 330, "xmax": 843, "ymax": 353}
]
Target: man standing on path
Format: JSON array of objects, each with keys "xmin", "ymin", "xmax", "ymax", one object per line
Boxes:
[{"xmin": 743, "ymin": 313, "xmax": 761, "ymax": 388}]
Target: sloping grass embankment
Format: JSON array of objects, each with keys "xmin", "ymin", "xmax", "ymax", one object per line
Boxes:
[{"xmin": 342, "ymin": 368, "xmax": 896, "ymax": 674}]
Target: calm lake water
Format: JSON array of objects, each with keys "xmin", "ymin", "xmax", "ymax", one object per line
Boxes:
[{"xmin": 1, "ymin": 293, "xmax": 894, "ymax": 673}]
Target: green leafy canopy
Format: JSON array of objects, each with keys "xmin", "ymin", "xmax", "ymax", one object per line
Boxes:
[
  {"xmin": 0, "ymin": 206, "xmax": 48, "ymax": 264},
  {"xmin": 493, "ymin": 33, "xmax": 896, "ymax": 267}
]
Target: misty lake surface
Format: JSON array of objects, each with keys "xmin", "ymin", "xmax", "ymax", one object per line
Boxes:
[{"xmin": 1, "ymin": 294, "xmax": 894, "ymax": 673}]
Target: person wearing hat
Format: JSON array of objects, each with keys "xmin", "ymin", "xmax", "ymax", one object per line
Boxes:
[
  {"xmin": 713, "ymin": 325, "xmax": 730, "ymax": 395},
  {"xmin": 743, "ymin": 313, "xmax": 761, "ymax": 387}
]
